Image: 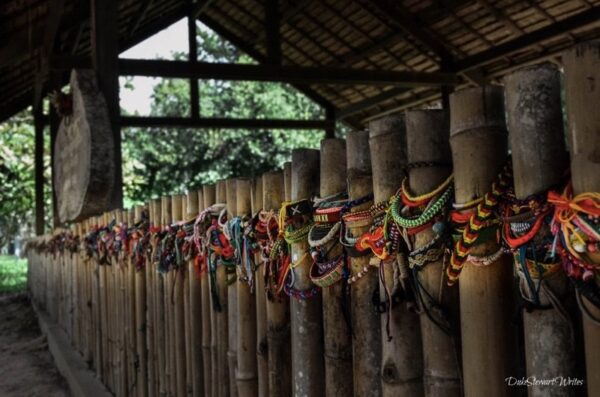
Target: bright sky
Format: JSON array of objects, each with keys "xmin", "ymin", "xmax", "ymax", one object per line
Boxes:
[{"xmin": 119, "ymin": 18, "xmax": 189, "ymax": 115}]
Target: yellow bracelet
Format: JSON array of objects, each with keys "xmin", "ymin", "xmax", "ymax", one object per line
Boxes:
[{"xmin": 402, "ymin": 173, "xmax": 454, "ymax": 202}]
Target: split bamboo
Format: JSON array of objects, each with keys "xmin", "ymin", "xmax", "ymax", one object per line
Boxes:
[
  {"xmin": 155, "ymin": 198, "xmax": 167, "ymax": 396},
  {"xmin": 182, "ymin": 195, "xmax": 193, "ymax": 396},
  {"xmin": 263, "ymin": 170, "xmax": 291, "ymax": 397},
  {"xmin": 132, "ymin": 206, "xmax": 147, "ymax": 397},
  {"xmin": 290, "ymin": 148, "xmax": 325, "ymax": 397},
  {"xmin": 320, "ymin": 138, "xmax": 353, "ymax": 397},
  {"xmin": 237, "ymin": 178, "xmax": 258, "ymax": 397},
  {"xmin": 147, "ymin": 199, "xmax": 158, "ymax": 397},
  {"xmin": 369, "ymin": 115, "xmax": 424, "ymax": 396},
  {"xmin": 563, "ymin": 41, "xmax": 600, "ymax": 397},
  {"xmin": 346, "ymin": 130, "xmax": 382, "ymax": 397},
  {"xmin": 405, "ymin": 109, "xmax": 461, "ymax": 396},
  {"xmin": 449, "ymin": 86, "xmax": 516, "ymax": 396}
]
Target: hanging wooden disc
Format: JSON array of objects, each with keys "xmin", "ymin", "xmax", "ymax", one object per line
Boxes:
[{"xmin": 54, "ymin": 69, "xmax": 114, "ymax": 223}]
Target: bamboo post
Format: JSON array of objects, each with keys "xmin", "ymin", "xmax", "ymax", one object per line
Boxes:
[
  {"xmin": 131, "ymin": 206, "xmax": 147, "ymax": 397},
  {"xmin": 449, "ymin": 86, "xmax": 516, "ymax": 396},
  {"xmin": 252, "ymin": 176, "xmax": 269, "ymax": 397},
  {"xmin": 405, "ymin": 110, "xmax": 461, "ymax": 396},
  {"xmin": 346, "ymin": 130, "xmax": 382, "ymax": 396},
  {"xmin": 171, "ymin": 195, "xmax": 188, "ymax": 397},
  {"xmin": 226, "ymin": 179, "xmax": 240, "ymax": 397},
  {"xmin": 155, "ymin": 198, "xmax": 167, "ymax": 396},
  {"xmin": 290, "ymin": 148, "xmax": 325, "ymax": 397},
  {"xmin": 147, "ymin": 200, "xmax": 158, "ymax": 397},
  {"xmin": 91, "ymin": 217, "xmax": 102, "ymax": 379},
  {"xmin": 237, "ymin": 178, "xmax": 258, "ymax": 396},
  {"xmin": 100, "ymin": 214, "xmax": 110, "ymax": 385},
  {"xmin": 117, "ymin": 209, "xmax": 127, "ymax": 397},
  {"xmin": 263, "ymin": 170, "xmax": 292, "ymax": 397},
  {"xmin": 216, "ymin": 180, "xmax": 230, "ymax": 397},
  {"xmin": 203, "ymin": 184, "xmax": 216, "ymax": 397},
  {"xmin": 188, "ymin": 190, "xmax": 204, "ymax": 397},
  {"xmin": 369, "ymin": 116, "xmax": 424, "ymax": 396},
  {"xmin": 162, "ymin": 196, "xmax": 175, "ymax": 397},
  {"xmin": 563, "ymin": 41, "xmax": 600, "ymax": 396},
  {"xmin": 183, "ymin": 195, "xmax": 193, "ymax": 396},
  {"xmin": 319, "ymin": 138, "xmax": 353, "ymax": 396}
]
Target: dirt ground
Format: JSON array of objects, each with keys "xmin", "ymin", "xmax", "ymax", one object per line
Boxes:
[{"xmin": 0, "ymin": 293, "xmax": 70, "ymax": 397}]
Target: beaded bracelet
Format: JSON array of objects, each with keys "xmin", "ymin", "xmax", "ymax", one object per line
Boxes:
[
  {"xmin": 308, "ymin": 222, "xmax": 341, "ymax": 247},
  {"xmin": 309, "ymin": 255, "xmax": 345, "ymax": 288},
  {"xmin": 401, "ymin": 174, "xmax": 453, "ymax": 204},
  {"xmin": 389, "ymin": 185, "xmax": 453, "ymax": 229}
]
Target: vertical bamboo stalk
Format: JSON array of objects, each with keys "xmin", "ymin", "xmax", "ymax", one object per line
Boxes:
[
  {"xmin": 319, "ymin": 138, "xmax": 353, "ymax": 396},
  {"xmin": 237, "ymin": 178, "xmax": 258, "ymax": 397},
  {"xmin": 172, "ymin": 195, "xmax": 187, "ymax": 397},
  {"xmin": 252, "ymin": 176, "xmax": 269, "ymax": 397},
  {"xmin": 263, "ymin": 170, "xmax": 291, "ymax": 397},
  {"xmin": 216, "ymin": 180, "xmax": 230, "ymax": 397},
  {"xmin": 117, "ymin": 209, "xmax": 127, "ymax": 397},
  {"xmin": 182, "ymin": 196, "xmax": 193, "ymax": 397},
  {"xmin": 188, "ymin": 189, "xmax": 204, "ymax": 397},
  {"xmin": 226, "ymin": 179, "xmax": 240, "ymax": 397},
  {"xmin": 450, "ymin": 86, "xmax": 516, "ymax": 396},
  {"xmin": 405, "ymin": 110, "xmax": 461, "ymax": 396},
  {"xmin": 369, "ymin": 116, "xmax": 424, "ymax": 396},
  {"xmin": 505, "ymin": 64, "xmax": 577, "ymax": 397},
  {"xmin": 202, "ymin": 184, "xmax": 216, "ymax": 397},
  {"xmin": 91, "ymin": 217, "xmax": 102, "ymax": 379},
  {"xmin": 132, "ymin": 206, "xmax": 147, "ymax": 397},
  {"xmin": 290, "ymin": 148, "xmax": 325, "ymax": 397},
  {"xmin": 346, "ymin": 131, "xmax": 382, "ymax": 397},
  {"xmin": 147, "ymin": 200, "xmax": 157, "ymax": 397},
  {"xmin": 155, "ymin": 198, "xmax": 167, "ymax": 397},
  {"xmin": 100, "ymin": 214, "xmax": 110, "ymax": 385},
  {"xmin": 562, "ymin": 41, "xmax": 600, "ymax": 396}
]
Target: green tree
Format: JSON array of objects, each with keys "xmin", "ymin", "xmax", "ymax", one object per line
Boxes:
[{"xmin": 122, "ymin": 23, "xmax": 328, "ymax": 206}]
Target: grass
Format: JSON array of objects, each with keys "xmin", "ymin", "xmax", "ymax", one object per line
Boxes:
[{"xmin": 0, "ymin": 255, "xmax": 27, "ymax": 294}]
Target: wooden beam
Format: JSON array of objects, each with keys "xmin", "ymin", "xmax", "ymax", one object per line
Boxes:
[
  {"xmin": 120, "ymin": 116, "xmax": 333, "ymax": 130},
  {"xmin": 456, "ymin": 6, "xmax": 600, "ymax": 71},
  {"xmin": 265, "ymin": 0, "xmax": 281, "ymax": 64},
  {"xmin": 362, "ymin": 0, "xmax": 454, "ymax": 63},
  {"xmin": 199, "ymin": 13, "xmax": 336, "ymax": 111},
  {"xmin": 118, "ymin": 59, "xmax": 459, "ymax": 87},
  {"xmin": 91, "ymin": 0, "xmax": 123, "ymax": 208},
  {"xmin": 337, "ymin": 87, "xmax": 408, "ymax": 119},
  {"xmin": 128, "ymin": 0, "xmax": 154, "ymax": 38}
]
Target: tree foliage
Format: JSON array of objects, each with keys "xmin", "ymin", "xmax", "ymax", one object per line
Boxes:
[{"xmin": 122, "ymin": 23, "xmax": 326, "ymax": 206}]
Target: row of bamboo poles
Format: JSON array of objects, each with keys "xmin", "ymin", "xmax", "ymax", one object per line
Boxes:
[{"xmin": 27, "ymin": 43, "xmax": 599, "ymax": 396}]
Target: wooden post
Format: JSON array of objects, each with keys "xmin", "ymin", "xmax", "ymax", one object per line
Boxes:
[
  {"xmin": 171, "ymin": 195, "xmax": 187, "ymax": 397},
  {"xmin": 369, "ymin": 116, "xmax": 424, "ymax": 396},
  {"xmin": 262, "ymin": 170, "xmax": 292, "ymax": 397},
  {"xmin": 226, "ymin": 179, "xmax": 239, "ymax": 397},
  {"xmin": 252, "ymin": 176, "xmax": 269, "ymax": 397},
  {"xmin": 202, "ymin": 185, "xmax": 216, "ymax": 397},
  {"xmin": 237, "ymin": 178, "xmax": 258, "ymax": 396},
  {"xmin": 290, "ymin": 148, "xmax": 325, "ymax": 397},
  {"xmin": 563, "ymin": 41, "xmax": 600, "ymax": 396},
  {"xmin": 405, "ymin": 110, "xmax": 461, "ymax": 396},
  {"xmin": 284, "ymin": 162, "xmax": 292, "ymax": 201},
  {"xmin": 449, "ymin": 86, "xmax": 516, "ymax": 396},
  {"xmin": 188, "ymin": 190, "xmax": 204, "ymax": 397},
  {"xmin": 319, "ymin": 138, "xmax": 353, "ymax": 396},
  {"xmin": 346, "ymin": 131, "xmax": 382, "ymax": 396},
  {"xmin": 90, "ymin": 0, "xmax": 122, "ymax": 208},
  {"xmin": 162, "ymin": 196, "xmax": 175, "ymax": 397},
  {"xmin": 216, "ymin": 180, "xmax": 230, "ymax": 397}
]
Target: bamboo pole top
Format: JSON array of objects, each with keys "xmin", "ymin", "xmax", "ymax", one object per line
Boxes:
[
  {"xmin": 251, "ymin": 176, "xmax": 263, "ymax": 214},
  {"xmin": 186, "ymin": 191, "xmax": 199, "ymax": 217},
  {"xmin": 226, "ymin": 179, "xmax": 238, "ymax": 216},
  {"xmin": 291, "ymin": 149, "xmax": 320, "ymax": 200},
  {"xmin": 262, "ymin": 171, "xmax": 284, "ymax": 210},
  {"xmin": 236, "ymin": 178, "xmax": 252, "ymax": 216},
  {"xmin": 504, "ymin": 63, "xmax": 567, "ymax": 198},
  {"xmin": 216, "ymin": 180, "xmax": 227, "ymax": 203},
  {"xmin": 283, "ymin": 162, "xmax": 292, "ymax": 201},
  {"xmin": 319, "ymin": 138, "xmax": 347, "ymax": 196},
  {"xmin": 346, "ymin": 131, "xmax": 371, "ymax": 175},
  {"xmin": 203, "ymin": 184, "xmax": 216, "ymax": 207},
  {"xmin": 449, "ymin": 86, "xmax": 506, "ymax": 137}
]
